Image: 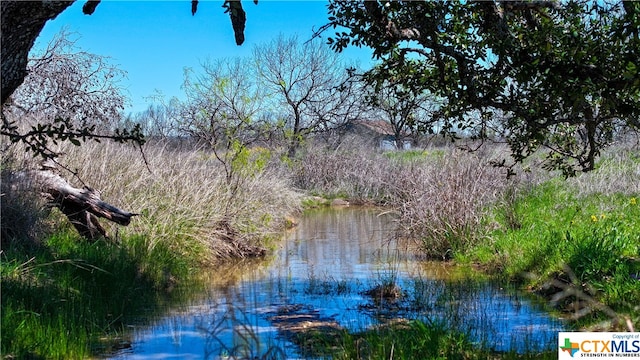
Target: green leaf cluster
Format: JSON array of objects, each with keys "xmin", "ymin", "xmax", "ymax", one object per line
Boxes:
[{"xmin": 1, "ymin": 117, "xmax": 145, "ymax": 160}]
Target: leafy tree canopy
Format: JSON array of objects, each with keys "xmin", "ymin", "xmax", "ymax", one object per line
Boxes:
[{"xmin": 324, "ymin": 0, "xmax": 640, "ymax": 176}]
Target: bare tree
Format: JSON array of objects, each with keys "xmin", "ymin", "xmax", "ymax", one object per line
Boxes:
[
  {"xmin": 167, "ymin": 57, "xmax": 272, "ymax": 184},
  {"xmin": 5, "ymin": 29, "xmax": 127, "ymax": 130},
  {"xmin": 121, "ymin": 104, "xmax": 176, "ymax": 140},
  {"xmin": 254, "ymin": 35, "xmax": 362, "ymax": 157},
  {"xmin": 1, "ymin": 29, "xmax": 141, "ymax": 160}
]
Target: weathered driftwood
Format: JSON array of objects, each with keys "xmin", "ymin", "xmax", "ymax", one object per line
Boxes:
[{"xmin": 9, "ymin": 163, "xmax": 137, "ymax": 241}]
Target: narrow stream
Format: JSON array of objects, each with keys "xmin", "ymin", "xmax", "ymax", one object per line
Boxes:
[{"xmin": 107, "ymin": 207, "xmax": 565, "ymax": 359}]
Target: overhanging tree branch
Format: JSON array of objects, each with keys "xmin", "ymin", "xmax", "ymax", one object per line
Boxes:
[
  {"xmin": 2, "ymin": 115, "xmax": 145, "ymax": 160},
  {"xmin": 322, "ymin": 0, "xmax": 640, "ymax": 176}
]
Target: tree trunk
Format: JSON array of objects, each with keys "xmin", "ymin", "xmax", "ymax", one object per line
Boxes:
[
  {"xmin": 1, "ymin": 0, "xmax": 75, "ymax": 105},
  {"xmin": 8, "ymin": 164, "xmax": 137, "ymax": 241}
]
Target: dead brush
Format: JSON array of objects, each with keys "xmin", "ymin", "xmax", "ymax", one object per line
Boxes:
[
  {"xmin": 52, "ymin": 140, "xmax": 302, "ymax": 262},
  {"xmin": 566, "ymin": 143, "xmax": 640, "ymax": 197},
  {"xmin": 389, "ymin": 148, "xmax": 511, "ymax": 259},
  {"xmin": 293, "ymin": 142, "xmax": 397, "ymax": 204},
  {"xmin": 0, "ymin": 147, "xmax": 56, "ymax": 247}
]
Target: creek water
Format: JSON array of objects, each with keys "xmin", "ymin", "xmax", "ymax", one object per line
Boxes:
[{"xmin": 107, "ymin": 207, "xmax": 565, "ymax": 359}]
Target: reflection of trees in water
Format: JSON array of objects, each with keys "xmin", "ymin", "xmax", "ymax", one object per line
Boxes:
[{"xmin": 284, "ymin": 208, "xmax": 399, "ymax": 278}]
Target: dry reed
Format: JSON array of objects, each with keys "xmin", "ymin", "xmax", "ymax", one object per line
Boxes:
[
  {"xmin": 294, "ymin": 142, "xmax": 519, "ymax": 259},
  {"xmin": 1, "ymin": 158, "xmax": 52, "ymax": 245},
  {"xmin": 3, "ymin": 140, "xmax": 302, "ymax": 262},
  {"xmin": 566, "ymin": 143, "xmax": 640, "ymax": 196},
  {"xmin": 390, "ymin": 148, "xmax": 513, "ymax": 259}
]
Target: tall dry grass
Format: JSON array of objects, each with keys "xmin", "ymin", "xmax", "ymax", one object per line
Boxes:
[
  {"xmin": 566, "ymin": 143, "xmax": 640, "ymax": 196},
  {"xmin": 293, "ymin": 142, "xmax": 393, "ymax": 203},
  {"xmin": 391, "ymin": 148, "xmax": 514, "ymax": 259},
  {"xmin": 294, "ymin": 142, "xmax": 524, "ymax": 259},
  {"xmin": 69, "ymin": 140, "xmax": 302, "ymax": 260},
  {"xmin": 1, "ymin": 149, "xmax": 53, "ymax": 245},
  {"xmin": 3, "ymin": 140, "xmax": 302, "ymax": 262}
]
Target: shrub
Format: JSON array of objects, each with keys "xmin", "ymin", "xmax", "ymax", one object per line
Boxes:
[{"xmin": 393, "ymin": 148, "xmax": 511, "ymax": 259}]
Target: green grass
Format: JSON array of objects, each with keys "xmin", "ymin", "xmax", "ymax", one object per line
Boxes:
[
  {"xmin": 384, "ymin": 149, "xmax": 429, "ymax": 163},
  {"xmin": 383, "ymin": 149, "xmax": 446, "ymax": 164},
  {"xmin": 300, "ymin": 319, "xmax": 554, "ymax": 360},
  {"xmin": 1, "ymin": 229, "xmax": 201, "ymax": 359},
  {"xmin": 461, "ymin": 179, "xmax": 640, "ymax": 327}
]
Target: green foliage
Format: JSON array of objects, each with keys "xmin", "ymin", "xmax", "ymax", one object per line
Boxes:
[
  {"xmin": 383, "ymin": 149, "xmax": 432, "ymax": 163},
  {"xmin": 326, "ymin": 0, "xmax": 640, "ymax": 176},
  {"xmin": 171, "ymin": 58, "xmax": 280, "ymax": 188},
  {"xmin": 564, "ymin": 210, "xmax": 640, "ymax": 306},
  {"xmin": 230, "ymin": 142, "xmax": 271, "ymax": 179},
  {"xmin": 333, "ymin": 321, "xmax": 475, "ymax": 360},
  {"xmin": 1, "ymin": 116, "xmax": 145, "ymax": 160},
  {"xmin": 301, "ymin": 196, "xmax": 330, "ymax": 209}
]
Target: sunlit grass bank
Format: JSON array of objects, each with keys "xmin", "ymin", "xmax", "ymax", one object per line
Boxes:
[
  {"xmin": 463, "ymin": 180, "xmax": 640, "ymax": 329},
  {"xmin": 461, "ymin": 148, "xmax": 640, "ymax": 329}
]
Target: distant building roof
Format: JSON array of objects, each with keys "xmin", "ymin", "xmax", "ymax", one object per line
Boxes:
[{"xmin": 353, "ymin": 120, "xmax": 396, "ymax": 136}]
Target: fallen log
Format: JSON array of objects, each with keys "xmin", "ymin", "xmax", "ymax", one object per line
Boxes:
[{"xmin": 7, "ymin": 161, "xmax": 137, "ymax": 241}]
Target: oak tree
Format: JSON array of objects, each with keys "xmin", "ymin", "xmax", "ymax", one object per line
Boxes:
[{"xmin": 324, "ymin": 0, "xmax": 640, "ymax": 175}]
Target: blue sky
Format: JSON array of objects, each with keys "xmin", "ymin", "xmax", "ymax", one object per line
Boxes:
[{"xmin": 34, "ymin": 1, "xmax": 376, "ymax": 114}]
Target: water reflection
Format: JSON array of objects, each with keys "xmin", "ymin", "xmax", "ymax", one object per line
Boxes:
[{"xmin": 107, "ymin": 207, "xmax": 564, "ymax": 359}]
